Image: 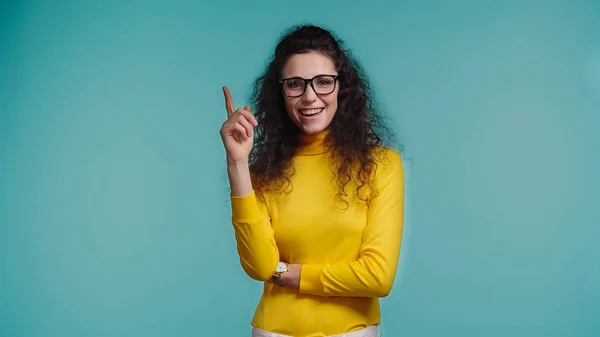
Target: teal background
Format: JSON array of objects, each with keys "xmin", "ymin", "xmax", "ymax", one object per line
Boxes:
[{"xmin": 1, "ymin": 1, "xmax": 598, "ymax": 336}]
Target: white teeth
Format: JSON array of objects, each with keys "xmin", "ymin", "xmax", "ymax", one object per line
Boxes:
[{"xmin": 300, "ymin": 108, "xmax": 324, "ymax": 116}]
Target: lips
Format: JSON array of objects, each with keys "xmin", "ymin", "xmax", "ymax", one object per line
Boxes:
[{"xmin": 299, "ymin": 108, "xmax": 324, "ymax": 116}]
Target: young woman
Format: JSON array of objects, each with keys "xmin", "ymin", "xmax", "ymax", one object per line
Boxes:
[{"xmin": 220, "ymin": 24, "xmax": 404, "ymax": 337}]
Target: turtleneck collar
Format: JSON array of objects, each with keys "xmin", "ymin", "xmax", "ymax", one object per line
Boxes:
[{"xmin": 296, "ymin": 130, "xmax": 331, "ymax": 155}]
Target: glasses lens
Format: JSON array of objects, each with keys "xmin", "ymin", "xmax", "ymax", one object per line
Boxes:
[
  {"xmin": 283, "ymin": 78, "xmax": 305, "ymax": 97},
  {"xmin": 313, "ymin": 76, "xmax": 336, "ymax": 94}
]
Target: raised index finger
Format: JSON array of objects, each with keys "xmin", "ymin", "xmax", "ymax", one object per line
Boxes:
[{"xmin": 222, "ymin": 86, "xmax": 235, "ymax": 117}]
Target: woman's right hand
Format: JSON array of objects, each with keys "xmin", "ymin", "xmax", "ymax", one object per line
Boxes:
[{"xmin": 220, "ymin": 86, "xmax": 258, "ymax": 163}]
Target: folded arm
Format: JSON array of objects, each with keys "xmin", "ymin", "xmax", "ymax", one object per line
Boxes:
[
  {"xmin": 228, "ymin": 161, "xmax": 279, "ymax": 281},
  {"xmin": 230, "ymin": 191, "xmax": 279, "ymax": 281},
  {"xmin": 296, "ymin": 149, "xmax": 405, "ymax": 297}
]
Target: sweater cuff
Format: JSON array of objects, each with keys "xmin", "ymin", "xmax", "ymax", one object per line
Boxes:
[
  {"xmin": 299, "ymin": 264, "xmax": 325, "ymax": 296},
  {"xmin": 230, "ymin": 191, "xmax": 261, "ymax": 224}
]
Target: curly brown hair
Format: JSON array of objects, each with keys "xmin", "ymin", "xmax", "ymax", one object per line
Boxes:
[{"xmin": 248, "ymin": 24, "xmax": 397, "ymax": 205}]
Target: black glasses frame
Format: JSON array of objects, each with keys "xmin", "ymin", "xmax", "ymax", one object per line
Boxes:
[{"xmin": 279, "ymin": 74, "xmax": 339, "ymax": 97}]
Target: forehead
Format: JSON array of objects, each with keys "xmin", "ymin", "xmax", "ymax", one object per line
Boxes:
[{"xmin": 281, "ymin": 51, "xmax": 336, "ymax": 78}]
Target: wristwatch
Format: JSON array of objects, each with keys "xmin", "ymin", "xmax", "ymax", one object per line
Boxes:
[{"xmin": 271, "ymin": 262, "xmax": 289, "ymax": 285}]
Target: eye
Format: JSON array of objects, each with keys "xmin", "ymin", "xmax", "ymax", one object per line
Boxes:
[{"xmin": 286, "ymin": 79, "xmax": 304, "ymax": 89}]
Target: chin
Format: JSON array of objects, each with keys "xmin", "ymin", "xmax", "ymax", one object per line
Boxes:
[
  {"xmin": 299, "ymin": 128, "xmax": 323, "ymax": 135},
  {"xmin": 296, "ymin": 122, "xmax": 329, "ymax": 135}
]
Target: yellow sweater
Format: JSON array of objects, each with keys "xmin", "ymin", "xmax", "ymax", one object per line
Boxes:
[{"xmin": 230, "ymin": 131, "xmax": 404, "ymax": 337}]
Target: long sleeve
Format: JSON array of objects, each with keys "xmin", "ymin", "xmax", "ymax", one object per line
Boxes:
[
  {"xmin": 298, "ymin": 149, "xmax": 405, "ymax": 297},
  {"xmin": 230, "ymin": 191, "xmax": 279, "ymax": 281}
]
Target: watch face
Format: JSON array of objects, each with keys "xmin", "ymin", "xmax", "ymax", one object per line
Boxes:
[{"xmin": 276, "ymin": 262, "xmax": 287, "ymax": 273}]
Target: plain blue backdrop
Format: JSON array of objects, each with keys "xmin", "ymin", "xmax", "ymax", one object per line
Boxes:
[{"xmin": 1, "ymin": 1, "xmax": 598, "ymax": 336}]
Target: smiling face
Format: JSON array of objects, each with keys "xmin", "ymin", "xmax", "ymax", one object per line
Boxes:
[{"xmin": 280, "ymin": 51, "xmax": 339, "ymax": 135}]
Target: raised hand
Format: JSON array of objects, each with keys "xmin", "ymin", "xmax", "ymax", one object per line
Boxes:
[{"xmin": 220, "ymin": 86, "xmax": 258, "ymax": 163}]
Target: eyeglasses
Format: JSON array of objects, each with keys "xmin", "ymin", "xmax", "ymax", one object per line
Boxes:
[{"xmin": 279, "ymin": 75, "xmax": 339, "ymax": 97}]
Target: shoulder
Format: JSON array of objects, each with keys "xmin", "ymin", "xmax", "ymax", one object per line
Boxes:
[
  {"xmin": 371, "ymin": 146, "xmax": 404, "ymax": 182},
  {"xmin": 373, "ymin": 146, "xmax": 403, "ymax": 168}
]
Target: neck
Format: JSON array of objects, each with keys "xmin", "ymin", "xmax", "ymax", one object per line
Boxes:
[{"xmin": 296, "ymin": 130, "xmax": 330, "ymax": 155}]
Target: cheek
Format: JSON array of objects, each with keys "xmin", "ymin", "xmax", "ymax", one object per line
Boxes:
[{"xmin": 325, "ymin": 95, "xmax": 338, "ymax": 111}]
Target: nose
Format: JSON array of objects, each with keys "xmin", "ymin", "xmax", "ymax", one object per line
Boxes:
[{"xmin": 302, "ymin": 83, "xmax": 318, "ymax": 102}]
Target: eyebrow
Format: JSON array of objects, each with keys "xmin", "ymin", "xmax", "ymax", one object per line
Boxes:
[{"xmin": 280, "ymin": 74, "xmax": 338, "ymax": 80}]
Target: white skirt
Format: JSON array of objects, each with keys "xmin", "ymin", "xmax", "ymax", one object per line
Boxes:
[{"xmin": 251, "ymin": 324, "xmax": 380, "ymax": 337}]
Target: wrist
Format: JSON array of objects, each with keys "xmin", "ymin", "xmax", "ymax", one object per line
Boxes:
[
  {"xmin": 226, "ymin": 157, "xmax": 249, "ymax": 168},
  {"xmin": 271, "ymin": 263, "xmax": 301, "ymax": 290},
  {"xmin": 271, "ymin": 262, "xmax": 289, "ymax": 285},
  {"xmin": 227, "ymin": 158, "xmax": 252, "ymax": 197}
]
